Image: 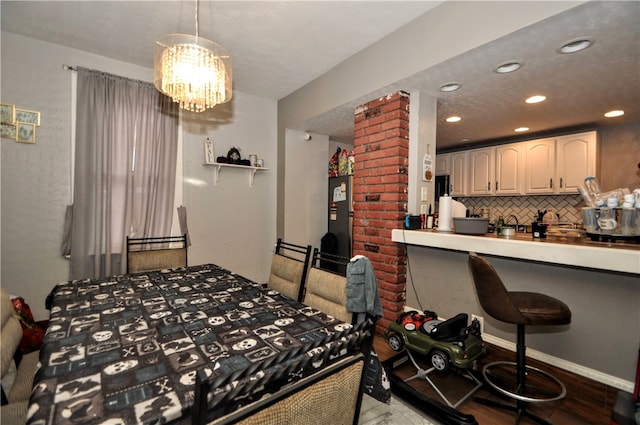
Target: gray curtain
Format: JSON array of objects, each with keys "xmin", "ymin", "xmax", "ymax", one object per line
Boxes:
[{"xmin": 70, "ymin": 67, "xmax": 179, "ymax": 279}]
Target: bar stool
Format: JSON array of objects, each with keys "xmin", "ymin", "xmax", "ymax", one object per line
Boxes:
[{"xmin": 467, "ymin": 252, "xmax": 571, "ymax": 425}]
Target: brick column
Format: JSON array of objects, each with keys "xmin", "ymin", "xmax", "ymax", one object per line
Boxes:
[{"xmin": 352, "ymin": 91, "xmax": 409, "ymax": 335}]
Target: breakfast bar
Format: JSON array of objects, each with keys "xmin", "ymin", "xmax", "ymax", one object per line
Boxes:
[
  {"xmin": 391, "ymin": 229, "xmax": 640, "ymax": 275},
  {"xmin": 391, "ymin": 228, "xmax": 640, "ymax": 392}
]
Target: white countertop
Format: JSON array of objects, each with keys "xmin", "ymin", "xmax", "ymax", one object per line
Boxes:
[{"xmin": 391, "ymin": 229, "xmax": 640, "ymax": 275}]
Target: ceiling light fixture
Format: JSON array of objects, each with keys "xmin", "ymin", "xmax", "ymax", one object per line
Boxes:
[
  {"xmin": 446, "ymin": 116, "xmax": 461, "ymax": 123},
  {"xmin": 154, "ymin": 0, "xmax": 232, "ymax": 112},
  {"xmin": 494, "ymin": 61, "xmax": 522, "ymax": 74},
  {"xmin": 525, "ymin": 95, "xmax": 546, "ymax": 104},
  {"xmin": 439, "ymin": 83, "xmax": 461, "ymax": 92},
  {"xmin": 604, "ymin": 110, "xmax": 624, "ymax": 118},
  {"xmin": 558, "ymin": 38, "xmax": 593, "ymax": 54},
  {"xmin": 514, "ymin": 127, "xmax": 529, "ymax": 133}
]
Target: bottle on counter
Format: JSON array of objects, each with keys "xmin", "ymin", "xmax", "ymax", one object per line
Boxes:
[
  {"xmin": 542, "ymin": 209, "xmax": 559, "ymax": 225},
  {"xmin": 496, "ymin": 215, "xmax": 505, "ymax": 227}
]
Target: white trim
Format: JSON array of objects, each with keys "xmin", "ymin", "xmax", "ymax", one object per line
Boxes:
[{"xmin": 482, "ymin": 334, "xmax": 634, "ymax": 393}]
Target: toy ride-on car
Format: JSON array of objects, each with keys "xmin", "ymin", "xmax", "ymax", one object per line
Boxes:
[{"xmin": 385, "ymin": 311, "xmax": 486, "ymax": 372}]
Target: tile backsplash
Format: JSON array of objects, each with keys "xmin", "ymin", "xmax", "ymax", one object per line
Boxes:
[{"xmin": 456, "ymin": 194, "xmax": 584, "ymax": 226}]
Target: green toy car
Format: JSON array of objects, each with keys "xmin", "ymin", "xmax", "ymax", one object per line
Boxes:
[{"xmin": 385, "ymin": 311, "xmax": 487, "ymax": 372}]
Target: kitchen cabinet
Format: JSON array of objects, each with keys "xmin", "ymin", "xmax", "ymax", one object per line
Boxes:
[
  {"xmin": 524, "ymin": 138, "xmax": 556, "ymax": 194},
  {"xmin": 555, "ymin": 132, "xmax": 597, "ymax": 193},
  {"xmin": 435, "ymin": 153, "xmax": 449, "ymax": 176},
  {"xmin": 524, "ymin": 131, "xmax": 597, "ymax": 195},
  {"xmin": 495, "ymin": 143, "xmax": 524, "ymax": 195},
  {"xmin": 438, "ymin": 130, "xmax": 597, "ymax": 197},
  {"xmin": 449, "ymin": 152, "xmax": 467, "ymax": 196},
  {"xmin": 467, "ymin": 144, "xmax": 523, "ymax": 196},
  {"xmin": 468, "ymin": 148, "xmax": 494, "ymax": 195}
]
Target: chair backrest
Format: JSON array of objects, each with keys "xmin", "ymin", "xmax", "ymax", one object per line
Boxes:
[
  {"xmin": 267, "ymin": 239, "xmax": 312, "ymax": 302},
  {"xmin": 467, "ymin": 252, "xmax": 526, "ymax": 325},
  {"xmin": 303, "ymin": 249, "xmax": 353, "ymax": 323},
  {"xmin": 192, "ymin": 319, "xmax": 375, "ymax": 425},
  {"xmin": 126, "ymin": 234, "xmax": 187, "ymax": 274},
  {"xmin": 1, "ymin": 289, "xmax": 22, "ymax": 379}
]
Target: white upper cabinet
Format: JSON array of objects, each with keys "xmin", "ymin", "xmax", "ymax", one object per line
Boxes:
[
  {"xmin": 468, "ymin": 147, "xmax": 495, "ymax": 195},
  {"xmin": 555, "ymin": 131, "xmax": 598, "ymax": 193},
  {"xmin": 523, "ymin": 131, "xmax": 597, "ymax": 195},
  {"xmin": 435, "ymin": 130, "xmax": 597, "ymax": 197},
  {"xmin": 435, "ymin": 153, "xmax": 450, "ymax": 176},
  {"xmin": 495, "ymin": 143, "xmax": 524, "ymax": 195},
  {"xmin": 449, "ymin": 151, "xmax": 467, "ymax": 196},
  {"xmin": 524, "ymin": 138, "xmax": 556, "ymax": 194}
]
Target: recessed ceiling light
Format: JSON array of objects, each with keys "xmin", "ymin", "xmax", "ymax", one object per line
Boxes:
[
  {"xmin": 494, "ymin": 61, "xmax": 522, "ymax": 74},
  {"xmin": 558, "ymin": 38, "xmax": 593, "ymax": 54},
  {"xmin": 439, "ymin": 83, "xmax": 461, "ymax": 92},
  {"xmin": 446, "ymin": 116, "xmax": 461, "ymax": 123},
  {"xmin": 525, "ymin": 95, "xmax": 546, "ymax": 104},
  {"xmin": 604, "ymin": 110, "xmax": 624, "ymax": 118},
  {"xmin": 514, "ymin": 127, "xmax": 529, "ymax": 133}
]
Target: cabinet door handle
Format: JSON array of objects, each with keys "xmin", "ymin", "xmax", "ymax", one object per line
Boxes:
[
  {"xmin": 560, "ymin": 177, "xmax": 563, "ymax": 188},
  {"xmin": 487, "ymin": 182, "xmax": 490, "ymax": 191},
  {"xmin": 550, "ymin": 178, "xmax": 553, "ymax": 189},
  {"xmin": 495, "ymin": 181, "xmax": 498, "ymax": 191}
]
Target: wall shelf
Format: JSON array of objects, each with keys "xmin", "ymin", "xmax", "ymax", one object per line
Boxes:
[{"xmin": 203, "ymin": 162, "xmax": 268, "ymax": 186}]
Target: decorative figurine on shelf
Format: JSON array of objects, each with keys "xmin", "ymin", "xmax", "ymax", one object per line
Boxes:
[
  {"xmin": 204, "ymin": 138, "xmax": 215, "ymax": 164},
  {"xmin": 227, "ymin": 146, "xmax": 241, "ymax": 164}
]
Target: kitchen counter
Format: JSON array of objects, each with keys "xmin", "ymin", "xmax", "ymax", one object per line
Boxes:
[{"xmin": 391, "ymin": 229, "xmax": 640, "ymax": 275}]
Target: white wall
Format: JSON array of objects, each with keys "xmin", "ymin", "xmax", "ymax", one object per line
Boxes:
[
  {"xmin": 1, "ymin": 32, "xmax": 277, "ymax": 319},
  {"xmin": 283, "ymin": 129, "xmax": 329, "ymax": 248},
  {"xmin": 181, "ymin": 93, "xmax": 277, "ymax": 283}
]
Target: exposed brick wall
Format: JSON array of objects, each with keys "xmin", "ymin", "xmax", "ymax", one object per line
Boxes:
[{"xmin": 352, "ymin": 91, "xmax": 409, "ymax": 335}]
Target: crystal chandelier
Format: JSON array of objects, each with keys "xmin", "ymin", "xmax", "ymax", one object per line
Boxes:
[{"xmin": 153, "ymin": 1, "xmax": 232, "ymax": 112}]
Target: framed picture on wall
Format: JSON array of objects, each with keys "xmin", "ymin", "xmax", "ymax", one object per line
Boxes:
[
  {"xmin": 1, "ymin": 123, "xmax": 16, "ymax": 139},
  {"xmin": 1, "ymin": 103, "xmax": 15, "ymax": 124},
  {"xmin": 15, "ymin": 108, "xmax": 40, "ymax": 126},
  {"xmin": 16, "ymin": 122, "xmax": 35, "ymax": 144}
]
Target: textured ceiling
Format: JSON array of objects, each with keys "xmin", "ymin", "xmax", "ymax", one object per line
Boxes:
[{"xmin": 1, "ymin": 1, "xmax": 638, "ymax": 151}]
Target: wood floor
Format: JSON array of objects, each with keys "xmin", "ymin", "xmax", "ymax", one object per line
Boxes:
[{"xmin": 373, "ymin": 336, "xmax": 620, "ymax": 425}]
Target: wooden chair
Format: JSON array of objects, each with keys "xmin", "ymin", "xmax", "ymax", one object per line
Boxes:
[
  {"xmin": 303, "ymin": 249, "xmax": 354, "ymax": 324},
  {"xmin": 267, "ymin": 239, "xmax": 312, "ymax": 302},
  {"xmin": 126, "ymin": 234, "xmax": 187, "ymax": 274},
  {"xmin": 1, "ymin": 289, "xmax": 39, "ymax": 425}
]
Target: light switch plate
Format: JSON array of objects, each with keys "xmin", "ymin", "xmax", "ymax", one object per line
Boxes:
[{"xmin": 421, "ymin": 187, "xmax": 428, "ymax": 201}]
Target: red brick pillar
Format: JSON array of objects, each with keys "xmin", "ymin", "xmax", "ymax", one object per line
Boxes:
[{"xmin": 352, "ymin": 91, "xmax": 409, "ymax": 335}]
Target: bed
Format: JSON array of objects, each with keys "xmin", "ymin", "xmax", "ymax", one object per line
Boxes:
[{"xmin": 27, "ymin": 264, "xmax": 373, "ymax": 424}]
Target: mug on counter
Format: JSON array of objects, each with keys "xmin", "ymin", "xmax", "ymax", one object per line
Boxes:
[
  {"xmin": 597, "ymin": 207, "xmax": 617, "ymax": 232},
  {"xmin": 532, "ymin": 222, "xmax": 547, "ymax": 239}
]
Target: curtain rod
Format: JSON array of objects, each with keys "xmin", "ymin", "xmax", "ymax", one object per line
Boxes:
[{"xmin": 63, "ymin": 64, "xmax": 77, "ymax": 71}]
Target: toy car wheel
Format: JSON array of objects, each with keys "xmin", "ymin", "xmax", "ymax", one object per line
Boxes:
[
  {"xmin": 430, "ymin": 350, "xmax": 449, "ymax": 371},
  {"xmin": 387, "ymin": 334, "xmax": 404, "ymax": 352}
]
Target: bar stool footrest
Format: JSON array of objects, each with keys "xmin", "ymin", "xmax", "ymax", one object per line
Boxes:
[{"xmin": 482, "ymin": 361, "xmax": 567, "ymax": 403}]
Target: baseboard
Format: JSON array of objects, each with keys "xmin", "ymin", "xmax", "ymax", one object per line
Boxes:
[
  {"xmin": 400, "ymin": 306, "xmax": 634, "ymax": 393},
  {"xmin": 482, "ymin": 334, "xmax": 634, "ymax": 393}
]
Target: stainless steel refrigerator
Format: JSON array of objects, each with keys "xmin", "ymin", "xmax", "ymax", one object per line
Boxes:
[{"xmin": 327, "ymin": 176, "xmax": 353, "ymax": 273}]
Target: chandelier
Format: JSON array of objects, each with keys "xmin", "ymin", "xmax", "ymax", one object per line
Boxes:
[{"xmin": 153, "ymin": 1, "xmax": 232, "ymax": 112}]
